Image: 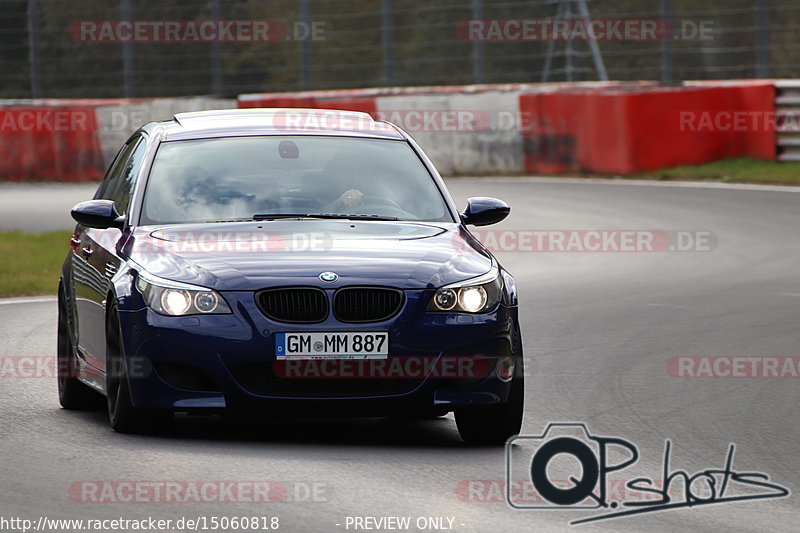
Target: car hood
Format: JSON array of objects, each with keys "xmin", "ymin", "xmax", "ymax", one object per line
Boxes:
[{"xmin": 124, "ymin": 220, "xmax": 493, "ymax": 291}]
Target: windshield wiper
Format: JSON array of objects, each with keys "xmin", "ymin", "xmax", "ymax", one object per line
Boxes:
[
  {"xmin": 253, "ymin": 213, "xmax": 398, "ymax": 221},
  {"xmin": 203, "ymin": 218, "xmax": 257, "ymax": 223},
  {"xmin": 307, "ymin": 213, "xmax": 399, "ymax": 221},
  {"xmin": 251, "ymin": 214, "xmax": 320, "ymax": 221}
]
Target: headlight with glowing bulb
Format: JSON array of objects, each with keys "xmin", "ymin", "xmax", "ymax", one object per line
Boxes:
[
  {"xmin": 428, "ymin": 265, "xmax": 502, "ymax": 314},
  {"xmin": 136, "ymin": 271, "xmax": 231, "ymax": 316}
]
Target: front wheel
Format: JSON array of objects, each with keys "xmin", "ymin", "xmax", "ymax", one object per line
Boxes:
[
  {"xmin": 106, "ymin": 303, "xmax": 172, "ymax": 434},
  {"xmin": 455, "ymin": 358, "xmax": 524, "ymax": 445}
]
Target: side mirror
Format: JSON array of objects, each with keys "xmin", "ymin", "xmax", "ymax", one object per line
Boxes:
[
  {"xmin": 460, "ymin": 197, "xmax": 510, "ymax": 226},
  {"xmin": 71, "ymin": 200, "xmax": 125, "ymax": 229}
]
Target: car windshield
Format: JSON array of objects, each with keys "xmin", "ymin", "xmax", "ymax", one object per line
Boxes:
[{"xmin": 139, "ymin": 136, "xmax": 452, "ymax": 225}]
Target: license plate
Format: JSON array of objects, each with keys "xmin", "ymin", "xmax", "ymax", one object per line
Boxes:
[{"xmin": 275, "ymin": 332, "xmax": 389, "ymax": 360}]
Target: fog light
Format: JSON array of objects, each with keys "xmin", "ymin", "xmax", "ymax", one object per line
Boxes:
[{"xmin": 497, "ymin": 355, "xmax": 515, "ymax": 382}]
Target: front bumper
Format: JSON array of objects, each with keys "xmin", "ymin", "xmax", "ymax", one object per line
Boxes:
[{"xmin": 118, "ymin": 289, "xmax": 520, "ymax": 414}]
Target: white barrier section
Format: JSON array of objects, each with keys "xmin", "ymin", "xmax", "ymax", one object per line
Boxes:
[
  {"xmin": 375, "ymin": 92, "xmax": 524, "ymax": 175},
  {"xmin": 449, "ymin": 92, "xmax": 524, "ymax": 175},
  {"xmin": 95, "ymin": 97, "xmax": 236, "ymax": 166},
  {"xmin": 376, "ymin": 95, "xmax": 455, "ymax": 174}
]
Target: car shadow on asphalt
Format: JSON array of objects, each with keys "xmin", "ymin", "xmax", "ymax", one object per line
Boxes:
[
  {"xmin": 63, "ymin": 403, "xmax": 490, "ymax": 449},
  {"xmin": 169, "ymin": 413, "xmax": 468, "ymax": 448}
]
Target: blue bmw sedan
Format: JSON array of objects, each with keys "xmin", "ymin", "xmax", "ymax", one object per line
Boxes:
[{"xmin": 58, "ymin": 108, "xmax": 523, "ymax": 444}]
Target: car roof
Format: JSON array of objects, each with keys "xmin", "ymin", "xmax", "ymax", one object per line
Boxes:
[{"xmin": 150, "ymin": 108, "xmax": 405, "ymax": 141}]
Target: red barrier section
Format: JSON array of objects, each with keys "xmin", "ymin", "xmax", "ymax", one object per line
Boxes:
[
  {"xmin": 0, "ymin": 106, "xmax": 105, "ymax": 181},
  {"xmin": 521, "ymin": 83, "xmax": 775, "ymax": 174},
  {"xmin": 521, "ymin": 92, "xmax": 580, "ymax": 174},
  {"xmin": 237, "ymin": 94, "xmax": 377, "ymax": 118},
  {"xmin": 317, "ymin": 97, "xmax": 377, "ymax": 117},
  {"xmin": 622, "ymin": 84, "xmax": 775, "ymax": 172}
]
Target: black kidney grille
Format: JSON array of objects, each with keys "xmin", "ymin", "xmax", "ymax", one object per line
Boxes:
[
  {"xmin": 257, "ymin": 288, "xmax": 328, "ymax": 323},
  {"xmin": 334, "ymin": 288, "xmax": 403, "ymax": 323}
]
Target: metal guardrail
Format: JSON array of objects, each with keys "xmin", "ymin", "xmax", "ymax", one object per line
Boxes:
[
  {"xmin": 775, "ymin": 80, "xmax": 800, "ymax": 162},
  {"xmin": 3, "ymin": 1, "xmax": 794, "ymax": 99}
]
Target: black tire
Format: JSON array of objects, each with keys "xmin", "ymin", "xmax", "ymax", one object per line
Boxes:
[
  {"xmin": 57, "ymin": 286, "xmax": 98, "ymax": 410},
  {"xmin": 106, "ymin": 302, "xmax": 172, "ymax": 434},
  {"xmin": 455, "ymin": 357, "xmax": 524, "ymax": 445}
]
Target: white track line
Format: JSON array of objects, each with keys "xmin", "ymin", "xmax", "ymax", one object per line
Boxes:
[{"xmin": 0, "ymin": 296, "xmax": 57, "ymax": 306}]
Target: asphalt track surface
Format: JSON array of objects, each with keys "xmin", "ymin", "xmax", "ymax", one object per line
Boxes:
[
  {"xmin": 0, "ymin": 182, "xmax": 98, "ymax": 231},
  {"xmin": 0, "ymin": 178, "xmax": 797, "ymax": 532}
]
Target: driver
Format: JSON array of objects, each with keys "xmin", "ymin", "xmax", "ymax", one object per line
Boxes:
[
  {"xmin": 320, "ymin": 157, "xmax": 371, "ymax": 212},
  {"xmin": 318, "ymin": 153, "xmax": 400, "ymax": 213},
  {"xmin": 323, "ymin": 187, "xmax": 364, "ymax": 212}
]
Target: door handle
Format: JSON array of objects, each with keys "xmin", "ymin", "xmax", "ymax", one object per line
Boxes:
[
  {"xmin": 69, "ymin": 237, "xmax": 81, "ymax": 247},
  {"xmin": 81, "ymin": 246, "xmax": 93, "ymax": 257}
]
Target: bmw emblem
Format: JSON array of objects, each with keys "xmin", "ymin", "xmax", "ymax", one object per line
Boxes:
[{"xmin": 319, "ymin": 271, "xmax": 338, "ymax": 282}]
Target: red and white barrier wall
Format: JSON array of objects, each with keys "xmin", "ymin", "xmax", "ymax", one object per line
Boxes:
[
  {"xmin": 0, "ymin": 81, "xmax": 777, "ymax": 181},
  {"xmin": 239, "ymin": 80, "xmax": 776, "ymax": 176},
  {"xmin": 240, "ymin": 87, "xmax": 530, "ymax": 175},
  {"xmin": 95, "ymin": 97, "xmax": 236, "ymax": 165},
  {"xmin": 0, "ymin": 97, "xmax": 235, "ymax": 181}
]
